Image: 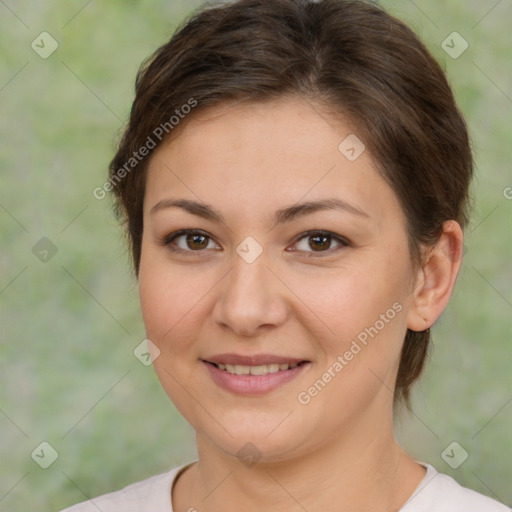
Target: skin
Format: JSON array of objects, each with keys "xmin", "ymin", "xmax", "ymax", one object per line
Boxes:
[{"xmin": 138, "ymin": 97, "xmax": 464, "ymax": 511}]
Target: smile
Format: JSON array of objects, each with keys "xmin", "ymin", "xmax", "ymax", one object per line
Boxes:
[
  {"xmin": 202, "ymin": 356, "xmax": 311, "ymax": 395},
  {"xmin": 212, "ymin": 362, "xmax": 301, "ymax": 375}
]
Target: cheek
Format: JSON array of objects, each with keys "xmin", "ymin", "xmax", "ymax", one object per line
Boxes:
[
  {"xmin": 298, "ymin": 269, "xmax": 409, "ymax": 417},
  {"xmin": 138, "ymin": 247, "xmax": 204, "ymax": 345},
  {"xmin": 296, "ymin": 259, "xmax": 409, "ymax": 350},
  {"xmin": 295, "ymin": 258, "xmax": 411, "ymax": 418},
  {"xmin": 138, "ymin": 249, "xmax": 208, "ymax": 417}
]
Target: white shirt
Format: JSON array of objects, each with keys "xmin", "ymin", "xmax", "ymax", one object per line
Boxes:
[{"xmin": 60, "ymin": 461, "xmax": 510, "ymax": 511}]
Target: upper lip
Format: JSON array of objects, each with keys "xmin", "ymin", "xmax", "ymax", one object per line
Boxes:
[{"xmin": 203, "ymin": 353, "xmax": 309, "ymax": 366}]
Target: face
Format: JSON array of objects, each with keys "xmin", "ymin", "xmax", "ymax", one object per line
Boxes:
[{"xmin": 138, "ymin": 97, "xmax": 418, "ymax": 462}]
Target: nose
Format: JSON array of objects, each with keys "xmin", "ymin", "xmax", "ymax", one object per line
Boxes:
[{"xmin": 212, "ymin": 252, "xmax": 289, "ymax": 337}]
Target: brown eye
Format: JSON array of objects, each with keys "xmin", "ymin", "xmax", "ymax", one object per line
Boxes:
[
  {"xmin": 163, "ymin": 230, "xmax": 218, "ymax": 255},
  {"xmin": 309, "ymin": 234, "xmax": 331, "ymax": 251},
  {"xmin": 292, "ymin": 231, "xmax": 349, "ymax": 256},
  {"xmin": 185, "ymin": 233, "xmax": 209, "ymax": 250}
]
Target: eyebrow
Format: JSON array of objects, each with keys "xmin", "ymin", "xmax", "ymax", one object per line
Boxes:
[{"xmin": 150, "ymin": 197, "xmax": 370, "ymax": 224}]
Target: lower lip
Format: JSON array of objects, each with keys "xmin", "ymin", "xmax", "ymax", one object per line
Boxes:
[{"xmin": 203, "ymin": 361, "xmax": 310, "ymax": 395}]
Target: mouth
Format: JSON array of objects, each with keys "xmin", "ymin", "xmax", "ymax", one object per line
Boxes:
[
  {"xmin": 201, "ymin": 354, "xmax": 311, "ymax": 395},
  {"xmin": 206, "ymin": 361, "xmax": 307, "ymax": 375}
]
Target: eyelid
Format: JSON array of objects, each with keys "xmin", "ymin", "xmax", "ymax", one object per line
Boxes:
[
  {"xmin": 160, "ymin": 229, "xmax": 220, "ymax": 256},
  {"xmin": 291, "ymin": 230, "xmax": 350, "ymax": 256},
  {"xmin": 160, "ymin": 229, "xmax": 350, "ymax": 257}
]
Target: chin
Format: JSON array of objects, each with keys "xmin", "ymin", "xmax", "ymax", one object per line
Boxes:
[{"xmin": 191, "ymin": 405, "xmax": 315, "ymax": 464}]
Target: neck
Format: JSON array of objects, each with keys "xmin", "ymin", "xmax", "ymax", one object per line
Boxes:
[{"xmin": 173, "ymin": 404, "xmax": 426, "ymax": 512}]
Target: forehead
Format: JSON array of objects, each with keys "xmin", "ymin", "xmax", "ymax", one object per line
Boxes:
[{"xmin": 144, "ymin": 98, "xmax": 403, "ymax": 228}]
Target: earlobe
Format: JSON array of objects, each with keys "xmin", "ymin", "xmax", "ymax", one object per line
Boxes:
[{"xmin": 406, "ymin": 220, "xmax": 464, "ymax": 332}]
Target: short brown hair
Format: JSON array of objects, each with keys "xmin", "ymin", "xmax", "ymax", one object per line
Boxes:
[{"xmin": 109, "ymin": 0, "xmax": 473, "ymax": 405}]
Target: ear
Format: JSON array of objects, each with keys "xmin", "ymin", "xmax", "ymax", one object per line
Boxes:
[{"xmin": 406, "ymin": 220, "xmax": 464, "ymax": 332}]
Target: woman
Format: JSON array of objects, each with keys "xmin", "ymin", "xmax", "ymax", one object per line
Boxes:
[{"xmin": 62, "ymin": 0, "xmax": 509, "ymax": 510}]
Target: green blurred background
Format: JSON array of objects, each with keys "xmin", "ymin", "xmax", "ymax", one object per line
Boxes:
[{"xmin": 1, "ymin": 1, "xmax": 510, "ymax": 510}]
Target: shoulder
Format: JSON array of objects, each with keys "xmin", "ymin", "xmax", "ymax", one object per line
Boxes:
[
  {"xmin": 401, "ymin": 463, "xmax": 510, "ymax": 512},
  {"xmin": 58, "ymin": 463, "xmax": 191, "ymax": 512}
]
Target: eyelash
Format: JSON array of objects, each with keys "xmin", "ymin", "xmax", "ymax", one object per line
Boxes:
[{"xmin": 159, "ymin": 229, "xmax": 350, "ymax": 258}]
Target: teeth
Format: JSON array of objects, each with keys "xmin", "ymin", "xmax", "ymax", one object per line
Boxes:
[
  {"xmin": 250, "ymin": 365, "xmax": 269, "ymax": 375},
  {"xmin": 215, "ymin": 362, "xmax": 301, "ymax": 375},
  {"xmin": 234, "ymin": 364, "xmax": 250, "ymax": 375}
]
